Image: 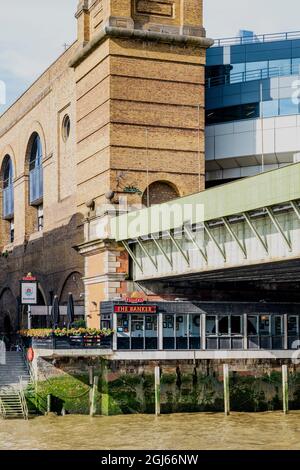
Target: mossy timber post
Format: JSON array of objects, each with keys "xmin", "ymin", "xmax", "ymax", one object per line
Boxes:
[
  {"xmin": 100, "ymin": 361, "xmax": 109, "ymax": 416},
  {"xmin": 223, "ymin": 364, "xmax": 230, "ymax": 416},
  {"xmin": 90, "ymin": 376, "xmax": 99, "ymax": 417},
  {"xmin": 47, "ymin": 394, "xmax": 51, "ymax": 414},
  {"xmin": 155, "ymin": 366, "xmax": 161, "ymax": 416},
  {"xmin": 282, "ymin": 365, "xmax": 289, "ymax": 414}
]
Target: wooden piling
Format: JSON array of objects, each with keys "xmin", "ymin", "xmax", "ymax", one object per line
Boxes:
[
  {"xmin": 90, "ymin": 376, "xmax": 99, "ymax": 417},
  {"xmin": 100, "ymin": 361, "xmax": 109, "ymax": 416},
  {"xmin": 282, "ymin": 365, "xmax": 289, "ymax": 414},
  {"xmin": 223, "ymin": 364, "xmax": 230, "ymax": 416},
  {"xmin": 47, "ymin": 394, "xmax": 51, "ymax": 414},
  {"xmin": 154, "ymin": 366, "xmax": 161, "ymax": 416}
]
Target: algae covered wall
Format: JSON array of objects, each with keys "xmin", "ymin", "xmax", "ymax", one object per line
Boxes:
[{"xmin": 29, "ymin": 357, "xmax": 300, "ymax": 416}]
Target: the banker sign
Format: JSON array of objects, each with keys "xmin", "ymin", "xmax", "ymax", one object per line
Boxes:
[
  {"xmin": 21, "ymin": 281, "xmax": 38, "ymax": 305},
  {"xmin": 114, "ymin": 305, "xmax": 157, "ymax": 314}
]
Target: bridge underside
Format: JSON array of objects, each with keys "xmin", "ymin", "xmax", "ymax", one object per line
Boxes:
[
  {"xmin": 136, "ymin": 258, "xmax": 300, "ymax": 304},
  {"xmin": 147, "ymin": 258, "xmax": 300, "ymax": 283}
]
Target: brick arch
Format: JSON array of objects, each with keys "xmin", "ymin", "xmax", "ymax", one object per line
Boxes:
[
  {"xmin": 0, "ymin": 288, "xmax": 18, "ymax": 333},
  {"xmin": 59, "ymin": 271, "xmax": 84, "ymax": 306},
  {"xmin": 0, "ymin": 145, "xmax": 17, "ymax": 177},
  {"xmin": 0, "ymin": 154, "xmax": 13, "ymax": 181},
  {"xmin": 142, "ymin": 180, "xmax": 180, "ymax": 207},
  {"xmin": 24, "ymin": 121, "xmax": 47, "ymax": 173}
]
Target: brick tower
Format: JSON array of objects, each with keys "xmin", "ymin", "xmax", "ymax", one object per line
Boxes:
[{"xmin": 72, "ymin": 0, "xmax": 213, "ymax": 325}]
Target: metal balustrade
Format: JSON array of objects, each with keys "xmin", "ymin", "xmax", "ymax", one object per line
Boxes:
[
  {"xmin": 212, "ymin": 30, "xmax": 300, "ymax": 48},
  {"xmin": 206, "ymin": 64, "xmax": 300, "ymax": 88},
  {"xmin": 29, "ymin": 165, "xmax": 43, "ymax": 204}
]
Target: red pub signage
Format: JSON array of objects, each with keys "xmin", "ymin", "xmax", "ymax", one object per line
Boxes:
[
  {"xmin": 125, "ymin": 297, "xmax": 145, "ymax": 304},
  {"xmin": 114, "ymin": 305, "xmax": 157, "ymax": 314}
]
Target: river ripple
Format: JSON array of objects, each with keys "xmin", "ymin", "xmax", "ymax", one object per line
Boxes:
[{"xmin": 1, "ymin": 412, "xmax": 300, "ymax": 450}]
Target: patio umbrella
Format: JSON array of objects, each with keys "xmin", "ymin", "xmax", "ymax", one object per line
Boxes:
[
  {"xmin": 51, "ymin": 295, "xmax": 60, "ymax": 329},
  {"xmin": 66, "ymin": 292, "xmax": 75, "ymax": 328}
]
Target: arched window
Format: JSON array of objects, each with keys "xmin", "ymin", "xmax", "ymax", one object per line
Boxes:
[
  {"xmin": 29, "ymin": 133, "xmax": 43, "ymax": 205},
  {"xmin": 1, "ymin": 156, "xmax": 14, "ymax": 227}
]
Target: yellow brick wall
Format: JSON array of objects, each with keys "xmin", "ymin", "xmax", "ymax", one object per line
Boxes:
[
  {"xmin": 75, "ymin": 36, "xmax": 206, "ymax": 211},
  {"xmin": 0, "ymin": 0, "xmax": 210, "ymax": 329}
]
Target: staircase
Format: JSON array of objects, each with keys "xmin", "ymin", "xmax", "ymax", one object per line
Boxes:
[
  {"xmin": 0, "ymin": 351, "xmax": 30, "ymax": 420},
  {"xmin": 0, "ymin": 388, "xmax": 28, "ymax": 419}
]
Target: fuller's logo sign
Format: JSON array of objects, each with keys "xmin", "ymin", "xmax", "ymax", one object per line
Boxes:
[
  {"xmin": 114, "ymin": 305, "xmax": 157, "ymax": 314},
  {"xmin": 20, "ymin": 274, "xmax": 38, "ymax": 305}
]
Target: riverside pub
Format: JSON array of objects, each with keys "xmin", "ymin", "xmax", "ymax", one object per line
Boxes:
[{"xmin": 100, "ymin": 300, "xmax": 300, "ymax": 353}]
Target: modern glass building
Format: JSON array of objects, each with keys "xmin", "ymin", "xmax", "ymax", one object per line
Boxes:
[{"xmin": 205, "ymin": 30, "xmax": 300, "ymax": 186}]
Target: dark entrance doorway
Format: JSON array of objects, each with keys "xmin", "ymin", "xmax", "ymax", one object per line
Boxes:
[{"xmin": 3, "ymin": 315, "xmax": 11, "ymax": 335}]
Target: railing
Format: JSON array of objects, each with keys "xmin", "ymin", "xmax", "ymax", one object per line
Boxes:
[
  {"xmin": 29, "ymin": 165, "xmax": 43, "ymax": 204},
  {"xmin": 2, "ymin": 185, "xmax": 14, "ymax": 219},
  {"xmin": 21, "ymin": 345, "xmax": 35, "ymax": 385},
  {"xmin": 206, "ymin": 63, "xmax": 300, "ymax": 88},
  {"xmin": 18, "ymin": 377, "xmax": 29, "ymax": 420},
  {"xmin": 31, "ymin": 335, "xmax": 113, "ymax": 350},
  {"xmin": 212, "ymin": 30, "xmax": 300, "ymax": 48},
  {"xmin": 0, "ymin": 396, "xmax": 5, "ymax": 418}
]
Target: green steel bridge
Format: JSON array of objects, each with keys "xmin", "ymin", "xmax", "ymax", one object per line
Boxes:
[{"xmin": 110, "ymin": 163, "xmax": 300, "ymax": 285}]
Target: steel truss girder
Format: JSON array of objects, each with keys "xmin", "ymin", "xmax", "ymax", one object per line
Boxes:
[
  {"xmin": 204, "ymin": 222, "xmax": 226, "ymax": 262},
  {"xmin": 167, "ymin": 230, "xmax": 190, "ymax": 266},
  {"xmin": 184, "ymin": 225, "xmax": 208, "ymax": 263},
  {"xmin": 150, "ymin": 235, "xmax": 173, "ymax": 269},
  {"xmin": 222, "ymin": 217, "xmax": 247, "ymax": 258},
  {"xmin": 265, "ymin": 207, "xmax": 292, "ymax": 252},
  {"xmin": 243, "ymin": 212, "xmax": 269, "ymax": 254},
  {"xmin": 122, "ymin": 241, "xmax": 143, "ymax": 273},
  {"xmin": 291, "ymin": 200, "xmax": 300, "ymax": 221},
  {"xmin": 136, "ymin": 238, "xmax": 158, "ymax": 271}
]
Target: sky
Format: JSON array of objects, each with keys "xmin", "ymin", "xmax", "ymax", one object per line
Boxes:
[{"xmin": 1, "ymin": 0, "xmax": 300, "ymax": 113}]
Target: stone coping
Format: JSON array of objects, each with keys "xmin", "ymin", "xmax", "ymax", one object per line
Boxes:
[{"xmin": 70, "ymin": 26, "xmax": 214, "ymax": 68}]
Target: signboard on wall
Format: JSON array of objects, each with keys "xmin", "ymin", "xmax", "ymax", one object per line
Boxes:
[
  {"xmin": 114, "ymin": 305, "xmax": 157, "ymax": 314},
  {"xmin": 20, "ymin": 281, "xmax": 38, "ymax": 305}
]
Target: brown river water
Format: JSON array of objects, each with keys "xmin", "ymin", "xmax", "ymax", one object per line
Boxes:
[{"xmin": 1, "ymin": 412, "xmax": 300, "ymax": 450}]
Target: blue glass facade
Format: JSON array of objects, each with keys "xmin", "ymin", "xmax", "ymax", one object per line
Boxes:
[{"xmin": 206, "ymin": 34, "xmax": 300, "ymax": 125}]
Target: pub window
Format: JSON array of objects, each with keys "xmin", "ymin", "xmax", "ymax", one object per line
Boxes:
[
  {"xmin": 259, "ymin": 315, "xmax": 270, "ymax": 336},
  {"xmin": 189, "ymin": 314, "xmax": 201, "ymax": 350},
  {"xmin": 248, "ymin": 316, "xmax": 258, "ymax": 335},
  {"xmin": 273, "ymin": 316, "xmax": 283, "ymax": 336},
  {"xmin": 231, "ymin": 316, "xmax": 242, "ymax": 335},
  {"xmin": 219, "ymin": 316, "xmax": 229, "ymax": 335},
  {"xmin": 163, "ymin": 314, "xmax": 175, "ymax": 350},
  {"xmin": 176, "ymin": 315, "xmax": 188, "ymax": 350},
  {"xmin": 206, "ymin": 316, "xmax": 217, "ymax": 335},
  {"xmin": 288, "ymin": 316, "xmax": 299, "ymax": 335}
]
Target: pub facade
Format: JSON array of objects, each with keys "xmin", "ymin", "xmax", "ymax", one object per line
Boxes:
[{"xmin": 100, "ymin": 301, "xmax": 300, "ymax": 353}]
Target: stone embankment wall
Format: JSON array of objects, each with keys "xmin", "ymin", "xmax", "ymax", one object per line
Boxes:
[{"xmin": 25, "ymin": 357, "xmax": 300, "ymax": 415}]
